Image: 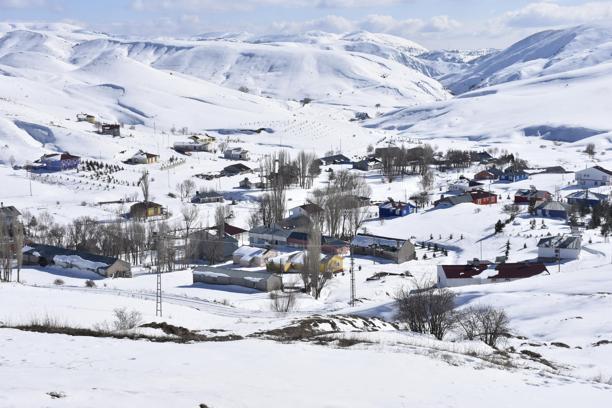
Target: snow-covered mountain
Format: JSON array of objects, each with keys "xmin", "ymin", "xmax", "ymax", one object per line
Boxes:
[{"xmin": 444, "ymin": 25, "xmax": 612, "ymax": 94}]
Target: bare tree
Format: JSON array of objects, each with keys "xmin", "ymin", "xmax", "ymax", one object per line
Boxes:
[
  {"xmin": 395, "ymin": 280, "xmax": 456, "ymax": 340},
  {"xmin": 270, "ymin": 290, "xmax": 297, "ymax": 313},
  {"xmin": 457, "ymin": 305, "xmax": 510, "ymax": 347},
  {"xmin": 140, "ymin": 169, "xmax": 150, "ymax": 204},
  {"xmin": 181, "ymin": 205, "xmax": 199, "ymax": 239},
  {"xmin": 419, "ymin": 167, "xmax": 434, "ymax": 192},
  {"xmin": 177, "ymin": 179, "xmax": 196, "ymax": 202},
  {"xmin": 215, "ymin": 205, "xmax": 227, "ymax": 236},
  {"xmin": 302, "ymin": 224, "xmax": 329, "ymax": 299}
]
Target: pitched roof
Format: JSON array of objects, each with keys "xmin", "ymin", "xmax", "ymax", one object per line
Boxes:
[
  {"xmin": 0, "ymin": 205, "xmax": 21, "ymax": 218},
  {"xmin": 469, "ymin": 190, "xmax": 496, "ymax": 200},
  {"xmin": 537, "ymin": 235, "xmax": 581, "ymax": 250},
  {"xmin": 565, "ymin": 190, "xmax": 608, "ymax": 201},
  {"xmin": 436, "ymin": 194, "xmax": 472, "ymax": 206},
  {"xmin": 439, "ymin": 264, "xmax": 488, "ymax": 279},
  {"xmin": 223, "ymin": 223, "xmax": 247, "ymax": 236},
  {"xmin": 351, "ymin": 233, "xmax": 408, "ymax": 249},
  {"xmin": 535, "ymin": 201, "xmax": 570, "ymax": 212},
  {"xmin": 23, "ymin": 243, "xmax": 122, "ymax": 270},
  {"xmin": 297, "ymin": 203, "xmax": 324, "ymax": 214},
  {"xmin": 593, "ymin": 165, "xmax": 612, "ymax": 176},
  {"xmin": 492, "ymin": 263, "xmax": 548, "ymax": 279}
]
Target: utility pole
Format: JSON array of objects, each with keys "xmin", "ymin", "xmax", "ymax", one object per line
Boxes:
[
  {"xmin": 349, "ymin": 244, "xmax": 356, "ymax": 307},
  {"xmin": 156, "ymin": 269, "xmax": 162, "ymax": 317}
]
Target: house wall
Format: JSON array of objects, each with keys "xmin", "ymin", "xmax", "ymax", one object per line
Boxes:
[
  {"xmin": 575, "ymin": 168, "xmax": 611, "ymax": 187},
  {"xmin": 538, "ymin": 247, "xmax": 580, "ymax": 260}
]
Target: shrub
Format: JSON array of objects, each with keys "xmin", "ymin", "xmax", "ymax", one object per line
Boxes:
[
  {"xmin": 456, "ymin": 305, "xmax": 510, "ymax": 347},
  {"xmin": 395, "ymin": 281, "xmax": 456, "ymax": 340},
  {"xmin": 53, "ymin": 278, "xmax": 65, "ymax": 286},
  {"xmin": 84, "ymin": 280, "xmax": 96, "ymax": 288},
  {"xmin": 270, "ymin": 290, "xmax": 297, "ymax": 313},
  {"xmin": 112, "ymin": 308, "xmax": 142, "ymax": 331}
]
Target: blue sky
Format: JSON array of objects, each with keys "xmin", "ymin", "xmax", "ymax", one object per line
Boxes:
[{"xmin": 2, "ymin": 0, "xmax": 612, "ymax": 48}]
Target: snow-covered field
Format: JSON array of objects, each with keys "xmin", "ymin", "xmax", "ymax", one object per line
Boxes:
[{"xmin": 1, "ymin": 22, "xmax": 612, "ymax": 407}]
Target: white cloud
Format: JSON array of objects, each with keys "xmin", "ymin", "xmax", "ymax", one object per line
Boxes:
[
  {"xmin": 0, "ymin": 0, "xmax": 47, "ymax": 8},
  {"xmin": 270, "ymin": 14, "xmax": 461, "ymax": 37},
  {"xmin": 131, "ymin": 0, "xmax": 410, "ymax": 12},
  {"xmin": 500, "ymin": 1, "xmax": 612, "ymax": 27}
]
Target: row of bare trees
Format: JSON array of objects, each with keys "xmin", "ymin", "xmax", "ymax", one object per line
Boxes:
[
  {"xmin": 380, "ymin": 145, "xmax": 435, "ymax": 182},
  {"xmin": 310, "ymin": 170, "xmax": 371, "ymax": 239}
]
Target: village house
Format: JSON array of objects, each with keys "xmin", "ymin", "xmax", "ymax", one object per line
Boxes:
[
  {"xmin": 535, "ymin": 201, "xmax": 571, "ymax": 219},
  {"xmin": 288, "ymin": 203, "xmax": 324, "ymax": 223},
  {"xmin": 23, "ymin": 243, "xmax": 131, "ymax": 278},
  {"xmin": 448, "ymin": 179, "xmax": 470, "ymax": 193},
  {"xmin": 437, "ymin": 261, "xmax": 548, "ymax": 287},
  {"xmin": 222, "ymin": 163, "xmax": 252, "ymax": 177},
  {"xmin": 224, "ymin": 147, "xmax": 250, "ymax": 161},
  {"xmin": 278, "ymin": 215, "xmax": 313, "ymax": 233},
  {"xmin": 378, "ymin": 199, "xmax": 416, "ymax": 218},
  {"xmin": 350, "ymin": 233, "xmax": 416, "ymax": 264},
  {"xmin": 238, "ymin": 177, "xmax": 253, "ymax": 189},
  {"xmin": 373, "ymin": 146, "xmax": 401, "ymax": 158},
  {"xmin": 317, "ymin": 154, "xmax": 351, "ymax": 166},
  {"xmin": 474, "ymin": 167, "xmax": 504, "ymax": 181},
  {"xmin": 100, "ymin": 123, "xmax": 121, "ymax": 137},
  {"xmin": 223, "ymin": 223, "xmax": 249, "ymax": 246},
  {"xmin": 124, "ymin": 150, "xmax": 159, "ymax": 165},
  {"xmin": 470, "ymin": 190, "xmax": 498, "ymax": 205},
  {"xmin": 499, "ymin": 168, "xmax": 529, "ymax": 183},
  {"xmin": 566, "ymin": 190, "xmax": 608, "ymax": 208},
  {"xmin": 537, "ymin": 235, "xmax": 581, "ymax": 260},
  {"xmin": 434, "ymin": 194, "xmax": 473, "ymax": 209},
  {"xmin": 352, "ymin": 157, "xmax": 382, "ymax": 171},
  {"xmin": 249, "ymin": 225, "xmax": 293, "ymax": 247},
  {"xmin": 193, "ymin": 266, "xmax": 282, "ymax": 292},
  {"xmin": 191, "ymin": 190, "xmax": 224, "ymax": 204},
  {"xmin": 76, "ymin": 113, "xmax": 96, "ymax": 124},
  {"xmin": 321, "ymin": 236, "xmax": 350, "ymax": 255},
  {"xmin": 188, "ymin": 230, "xmax": 239, "ymax": 263},
  {"xmin": 174, "ymin": 140, "xmax": 215, "ymax": 153},
  {"xmin": 575, "ymin": 166, "xmax": 612, "ymax": 187},
  {"xmin": 514, "ymin": 188, "xmax": 551, "ymax": 205},
  {"xmin": 476, "ymin": 151, "xmax": 494, "ymax": 164},
  {"xmin": 0, "ymin": 204, "xmax": 21, "ymax": 227},
  {"xmin": 38, "ymin": 152, "xmax": 81, "ymax": 171},
  {"xmin": 129, "ymin": 202, "xmax": 164, "ymax": 219},
  {"xmin": 232, "ymin": 246, "xmax": 278, "ymax": 267}
]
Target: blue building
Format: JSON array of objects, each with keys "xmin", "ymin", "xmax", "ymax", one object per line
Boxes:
[
  {"xmin": 40, "ymin": 152, "xmax": 81, "ymax": 171},
  {"xmin": 499, "ymin": 168, "xmax": 528, "ymax": 183},
  {"xmin": 566, "ymin": 190, "xmax": 608, "ymax": 208},
  {"xmin": 379, "ymin": 200, "xmax": 417, "ymax": 218},
  {"xmin": 535, "ymin": 201, "xmax": 571, "ymax": 219}
]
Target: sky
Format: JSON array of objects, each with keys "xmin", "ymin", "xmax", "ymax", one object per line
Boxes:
[{"xmin": 1, "ymin": 0, "xmax": 612, "ymax": 48}]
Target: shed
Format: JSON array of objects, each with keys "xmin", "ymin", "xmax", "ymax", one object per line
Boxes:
[
  {"xmin": 193, "ymin": 266, "xmax": 282, "ymax": 292},
  {"xmin": 129, "ymin": 202, "xmax": 164, "ymax": 219}
]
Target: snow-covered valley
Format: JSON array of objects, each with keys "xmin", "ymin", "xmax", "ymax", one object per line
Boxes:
[{"xmin": 1, "ymin": 21, "xmax": 612, "ymax": 407}]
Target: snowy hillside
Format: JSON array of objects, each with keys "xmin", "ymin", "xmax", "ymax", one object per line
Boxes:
[
  {"xmin": 445, "ymin": 25, "xmax": 612, "ymax": 94},
  {"xmin": 2, "ymin": 20, "xmax": 612, "ymax": 407}
]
